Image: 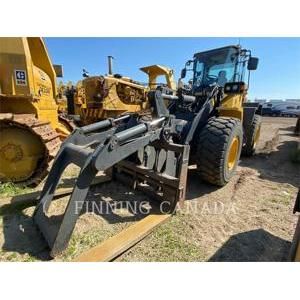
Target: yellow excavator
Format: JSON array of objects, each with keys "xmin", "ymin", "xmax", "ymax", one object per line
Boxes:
[
  {"xmin": 72, "ymin": 56, "xmax": 176, "ymax": 125},
  {"xmin": 0, "ymin": 37, "xmax": 73, "ymax": 186}
]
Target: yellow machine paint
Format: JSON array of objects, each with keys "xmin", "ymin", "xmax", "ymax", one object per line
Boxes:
[
  {"xmin": 56, "ymin": 81, "xmax": 69, "ymax": 114},
  {"xmin": 140, "ymin": 64, "xmax": 176, "ymax": 91},
  {"xmin": 0, "ymin": 37, "xmax": 69, "ymax": 135},
  {"xmin": 0, "ymin": 37, "xmax": 72, "ymax": 185},
  {"xmin": 74, "ymin": 64, "xmax": 176, "ymax": 124},
  {"xmin": 218, "ymin": 84, "xmax": 248, "ymax": 121}
]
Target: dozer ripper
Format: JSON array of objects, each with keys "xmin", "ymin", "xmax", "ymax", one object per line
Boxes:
[
  {"xmin": 71, "ymin": 56, "xmax": 176, "ymax": 125},
  {"xmin": 0, "ymin": 37, "xmax": 73, "ymax": 186},
  {"xmin": 33, "ymin": 45, "xmax": 261, "ymax": 257}
]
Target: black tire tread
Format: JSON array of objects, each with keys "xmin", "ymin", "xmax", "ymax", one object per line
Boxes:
[
  {"xmin": 242, "ymin": 115, "xmax": 262, "ymax": 157},
  {"xmin": 195, "ymin": 117, "xmax": 242, "ymax": 186}
]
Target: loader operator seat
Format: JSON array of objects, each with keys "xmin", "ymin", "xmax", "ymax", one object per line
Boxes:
[{"xmin": 217, "ymin": 70, "xmax": 228, "ymax": 87}]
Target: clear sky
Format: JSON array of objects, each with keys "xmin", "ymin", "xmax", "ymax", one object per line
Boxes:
[{"xmin": 45, "ymin": 38, "xmax": 300, "ymax": 100}]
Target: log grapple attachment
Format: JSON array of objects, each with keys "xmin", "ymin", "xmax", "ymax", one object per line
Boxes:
[{"xmin": 33, "ymin": 91, "xmax": 190, "ymax": 257}]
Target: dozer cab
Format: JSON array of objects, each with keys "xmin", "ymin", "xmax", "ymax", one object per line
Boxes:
[
  {"xmin": 0, "ymin": 38, "xmax": 73, "ymax": 186},
  {"xmin": 33, "ymin": 45, "xmax": 261, "ymax": 257},
  {"xmin": 71, "ymin": 56, "xmax": 176, "ymax": 125}
]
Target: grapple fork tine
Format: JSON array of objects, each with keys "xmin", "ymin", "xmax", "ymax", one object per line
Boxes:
[
  {"xmin": 49, "ymin": 164, "xmax": 98, "ymax": 256},
  {"xmin": 33, "ymin": 159, "xmax": 98, "ymax": 257}
]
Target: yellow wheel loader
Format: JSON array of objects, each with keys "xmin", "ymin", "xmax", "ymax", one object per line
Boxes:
[
  {"xmin": 0, "ymin": 37, "xmax": 73, "ymax": 186},
  {"xmin": 33, "ymin": 45, "xmax": 262, "ymax": 257},
  {"xmin": 72, "ymin": 56, "xmax": 176, "ymax": 125}
]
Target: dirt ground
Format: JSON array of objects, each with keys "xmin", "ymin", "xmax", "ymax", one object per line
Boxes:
[{"xmin": 0, "ymin": 117, "xmax": 299, "ymax": 262}]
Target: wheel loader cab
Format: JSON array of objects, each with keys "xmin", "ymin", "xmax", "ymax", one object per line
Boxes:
[
  {"xmin": 192, "ymin": 46, "xmax": 240, "ymax": 90},
  {"xmin": 191, "ymin": 45, "xmax": 258, "ymax": 90},
  {"xmin": 180, "ymin": 45, "xmax": 259, "ymax": 121}
]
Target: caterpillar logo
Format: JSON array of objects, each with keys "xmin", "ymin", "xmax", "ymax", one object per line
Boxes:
[{"xmin": 15, "ymin": 70, "xmax": 27, "ymax": 86}]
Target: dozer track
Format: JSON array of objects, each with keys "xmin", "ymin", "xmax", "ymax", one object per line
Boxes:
[
  {"xmin": 0, "ymin": 113, "xmax": 62, "ymax": 186},
  {"xmin": 58, "ymin": 113, "xmax": 77, "ymax": 133}
]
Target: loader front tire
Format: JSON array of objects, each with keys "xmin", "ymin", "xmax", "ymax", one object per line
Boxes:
[
  {"xmin": 195, "ymin": 117, "xmax": 243, "ymax": 186},
  {"xmin": 242, "ymin": 115, "xmax": 262, "ymax": 157}
]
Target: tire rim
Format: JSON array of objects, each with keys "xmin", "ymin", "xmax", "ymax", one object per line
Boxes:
[{"xmin": 227, "ymin": 136, "xmax": 239, "ymax": 171}]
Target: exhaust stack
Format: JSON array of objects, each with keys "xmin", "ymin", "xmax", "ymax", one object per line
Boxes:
[{"xmin": 108, "ymin": 56, "xmax": 114, "ymax": 75}]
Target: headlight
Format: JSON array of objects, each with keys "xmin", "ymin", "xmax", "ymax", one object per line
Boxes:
[
  {"xmin": 224, "ymin": 82, "xmax": 245, "ymax": 94},
  {"xmin": 232, "ymin": 84, "xmax": 239, "ymax": 91},
  {"xmin": 225, "ymin": 85, "xmax": 231, "ymax": 92}
]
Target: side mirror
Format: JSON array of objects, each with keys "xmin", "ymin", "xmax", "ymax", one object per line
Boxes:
[
  {"xmin": 181, "ymin": 68, "xmax": 187, "ymax": 79},
  {"xmin": 53, "ymin": 64, "xmax": 63, "ymax": 77},
  {"xmin": 186, "ymin": 60, "xmax": 193, "ymax": 66},
  {"xmin": 247, "ymin": 57, "xmax": 259, "ymax": 71}
]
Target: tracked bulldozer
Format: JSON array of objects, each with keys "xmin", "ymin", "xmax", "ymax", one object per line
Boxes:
[
  {"xmin": 33, "ymin": 45, "xmax": 261, "ymax": 257},
  {"xmin": 72, "ymin": 56, "xmax": 176, "ymax": 125},
  {"xmin": 0, "ymin": 37, "xmax": 73, "ymax": 186}
]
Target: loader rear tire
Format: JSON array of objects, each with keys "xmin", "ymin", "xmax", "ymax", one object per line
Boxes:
[
  {"xmin": 242, "ymin": 115, "xmax": 262, "ymax": 157},
  {"xmin": 195, "ymin": 117, "xmax": 243, "ymax": 186}
]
